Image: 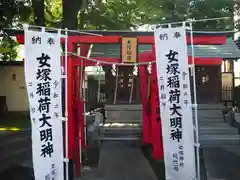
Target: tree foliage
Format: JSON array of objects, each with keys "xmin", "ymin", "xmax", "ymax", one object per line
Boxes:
[
  {"xmin": 77, "ymin": 0, "xmax": 236, "ymax": 31},
  {"xmin": 188, "ymin": 0, "xmax": 235, "ymax": 30},
  {"xmin": 45, "ymin": 0, "xmax": 63, "ymax": 27},
  {"xmin": 0, "ymin": 34, "xmax": 19, "ymax": 61},
  {"xmin": 0, "ymin": 0, "xmax": 237, "ymax": 61},
  {"xmin": 0, "ymin": 0, "xmax": 32, "ymax": 61}
]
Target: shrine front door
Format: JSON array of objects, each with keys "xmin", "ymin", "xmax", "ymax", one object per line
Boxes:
[
  {"xmin": 104, "ymin": 66, "xmax": 141, "ymax": 105},
  {"xmin": 116, "ymin": 66, "xmax": 133, "ymax": 104},
  {"xmin": 195, "ymin": 65, "xmax": 221, "ymax": 103}
]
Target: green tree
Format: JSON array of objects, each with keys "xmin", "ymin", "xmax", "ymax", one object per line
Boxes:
[
  {"xmin": 77, "ymin": 0, "xmax": 235, "ymax": 31},
  {"xmin": 76, "ymin": 0, "xmax": 163, "ymax": 30},
  {"xmin": 0, "ymin": 0, "xmax": 32, "ymax": 61},
  {"xmin": 1, "ymin": 0, "xmax": 237, "ymax": 61},
  {"xmin": 45, "ymin": 0, "xmax": 63, "ymax": 27},
  {"xmin": 139, "ymin": 0, "xmax": 235, "ymax": 31},
  {"xmin": 0, "ymin": 0, "xmax": 61, "ymax": 61},
  {"xmin": 189, "ymin": 0, "xmax": 235, "ymax": 30}
]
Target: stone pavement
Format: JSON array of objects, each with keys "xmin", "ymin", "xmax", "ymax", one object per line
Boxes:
[
  {"xmin": 0, "ymin": 165, "xmax": 33, "ymax": 180},
  {"xmin": 81, "ymin": 142, "xmax": 158, "ymax": 180},
  {"xmin": 203, "ymin": 147, "xmax": 240, "ymax": 180}
]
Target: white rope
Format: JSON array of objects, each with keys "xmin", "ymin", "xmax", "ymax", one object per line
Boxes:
[
  {"xmin": 147, "ymin": 63, "xmax": 152, "ymax": 98},
  {"xmin": 187, "ymin": 30, "xmax": 236, "ymax": 33},
  {"xmin": 18, "ymin": 24, "xmax": 103, "ymax": 36},
  {"xmin": 191, "ymin": 16, "xmax": 230, "ymax": 23},
  {"xmin": 156, "ymin": 16, "xmax": 230, "ymax": 27},
  {"xmin": 67, "ymin": 52, "xmax": 156, "ymax": 66},
  {"xmin": 129, "ymin": 65, "xmax": 138, "ymax": 104},
  {"xmin": 129, "ymin": 75, "xmax": 135, "ymax": 104}
]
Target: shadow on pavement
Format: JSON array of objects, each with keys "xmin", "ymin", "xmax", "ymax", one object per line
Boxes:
[
  {"xmin": 204, "ymin": 147, "xmax": 240, "ymax": 180},
  {"xmin": 0, "ymin": 165, "xmax": 33, "ymax": 180}
]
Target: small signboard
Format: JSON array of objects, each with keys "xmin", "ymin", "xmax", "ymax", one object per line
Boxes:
[{"xmin": 121, "ymin": 37, "xmax": 138, "ymax": 63}]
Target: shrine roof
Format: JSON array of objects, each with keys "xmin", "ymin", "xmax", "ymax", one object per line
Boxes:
[{"xmin": 90, "ymin": 38, "xmax": 240, "ymax": 59}]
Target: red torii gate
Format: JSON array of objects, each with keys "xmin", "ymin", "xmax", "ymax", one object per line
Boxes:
[{"xmin": 16, "ymin": 33, "xmax": 224, "ymax": 176}]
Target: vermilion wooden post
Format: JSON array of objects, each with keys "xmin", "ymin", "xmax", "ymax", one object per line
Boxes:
[
  {"xmin": 75, "ymin": 45, "xmax": 90, "ymax": 175},
  {"xmin": 139, "ymin": 65, "xmax": 151, "ymax": 144},
  {"xmin": 67, "ymin": 48, "xmax": 74, "ymax": 160},
  {"xmin": 73, "ymin": 65, "xmax": 81, "ymax": 176},
  {"xmin": 79, "ymin": 45, "xmax": 90, "ymax": 149},
  {"xmin": 151, "ymin": 45, "xmax": 164, "ymax": 160},
  {"xmin": 150, "ymin": 63, "xmax": 164, "ymax": 160},
  {"xmin": 138, "ymin": 52, "xmax": 151, "ymax": 145},
  {"xmin": 67, "ymin": 41, "xmax": 82, "ymax": 177}
]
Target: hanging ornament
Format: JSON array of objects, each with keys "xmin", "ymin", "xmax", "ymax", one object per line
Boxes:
[
  {"xmin": 133, "ymin": 64, "xmax": 138, "ymax": 76},
  {"xmin": 147, "ymin": 62, "xmax": 152, "ymax": 74},
  {"xmin": 111, "ymin": 64, "xmax": 116, "ymax": 76},
  {"xmin": 95, "ymin": 61, "xmax": 101, "ymax": 72},
  {"xmin": 96, "ymin": 61, "xmax": 100, "ymax": 66}
]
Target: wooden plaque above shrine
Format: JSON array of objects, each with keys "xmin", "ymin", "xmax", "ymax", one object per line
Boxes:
[{"xmin": 121, "ymin": 37, "xmax": 138, "ymax": 63}]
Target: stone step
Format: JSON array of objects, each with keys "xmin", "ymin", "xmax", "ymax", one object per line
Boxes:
[
  {"xmin": 105, "ymin": 104, "xmax": 142, "ymax": 111},
  {"xmin": 105, "ymin": 104, "xmax": 142, "ymax": 122},
  {"xmin": 104, "ymin": 104, "xmax": 225, "ymax": 122},
  {"xmin": 100, "ymin": 126, "xmax": 141, "ymax": 131},
  {"xmin": 100, "ymin": 132, "xmax": 142, "ymax": 138},
  {"xmin": 106, "ymin": 111, "xmax": 142, "ymax": 122},
  {"xmin": 100, "ymin": 130, "xmax": 141, "ymax": 137},
  {"xmin": 200, "ymin": 134, "xmax": 240, "ymax": 147},
  {"xmin": 105, "ymin": 104, "xmax": 224, "ymax": 112},
  {"xmin": 194, "ymin": 111, "xmax": 224, "ymax": 119},
  {"xmin": 105, "ymin": 119, "xmax": 142, "ymax": 123},
  {"xmin": 99, "ymin": 122, "xmax": 142, "ymax": 143},
  {"xmin": 99, "ymin": 123, "xmax": 142, "ymax": 137},
  {"xmin": 99, "ymin": 130, "xmax": 141, "ymax": 136},
  {"xmin": 196, "ymin": 104, "xmax": 225, "ymax": 110},
  {"xmin": 100, "ymin": 122, "xmax": 141, "ymax": 127},
  {"xmin": 198, "ymin": 121, "xmax": 225, "ymax": 126},
  {"xmin": 198, "ymin": 118, "xmax": 224, "ymax": 122},
  {"xmin": 199, "ymin": 126, "xmax": 238, "ymax": 135},
  {"xmin": 96, "ymin": 136, "xmax": 141, "ymax": 141}
]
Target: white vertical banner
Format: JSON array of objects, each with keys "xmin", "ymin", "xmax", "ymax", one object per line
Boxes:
[
  {"xmin": 154, "ymin": 25, "xmax": 196, "ymax": 180},
  {"xmin": 24, "ymin": 29, "xmax": 64, "ymax": 180}
]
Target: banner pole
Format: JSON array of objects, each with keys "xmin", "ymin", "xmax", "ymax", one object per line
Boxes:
[
  {"xmin": 189, "ymin": 21, "xmax": 201, "ymax": 180},
  {"xmin": 83, "ymin": 75, "xmax": 87, "ymax": 147},
  {"xmin": 64, "ymin": 28, "xmax": 69, "ymax": 180},
  {"xmin": 113, "ymin": 66, "xmax": 119, "ymax": 104},
  {"xmin": 79, "ymin": 59, "xmax": 83, "ymax": 174}
]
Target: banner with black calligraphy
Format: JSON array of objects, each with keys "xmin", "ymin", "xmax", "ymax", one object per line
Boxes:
[
  {"xmin": 154, "ymin": 26, "xmax": 196, "ymax": 180},
  {"xmin": 24, "ymin": 30, "xmax": 64, "ymax": 180}
]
